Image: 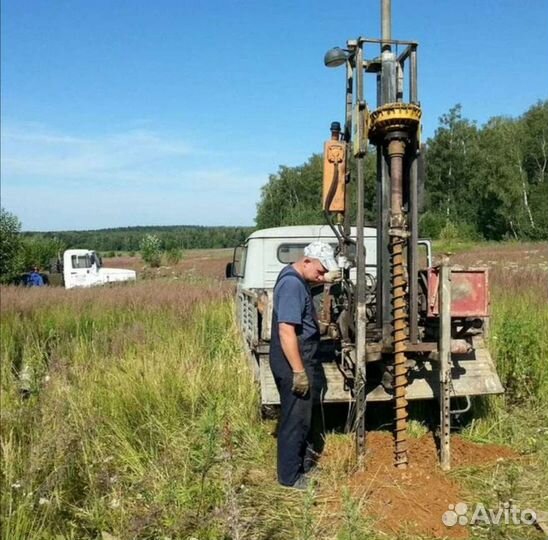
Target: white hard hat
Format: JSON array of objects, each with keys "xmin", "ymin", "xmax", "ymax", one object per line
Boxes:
[{"xmin": 304, "ymin": 241, "xmax": 338, "ymax": 272}]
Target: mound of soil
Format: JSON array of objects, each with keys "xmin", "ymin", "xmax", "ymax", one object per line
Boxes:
[{"xmin": 337, "ymin": 432, "xmax": 516, "ymax": 539}]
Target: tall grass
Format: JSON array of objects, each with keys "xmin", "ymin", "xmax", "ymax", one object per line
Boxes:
[
  {"xmin": 462, "ymin": 262, "xmax": 547, "ymax": 426},
  {"xmin": 457, "ymin": 267, "xmax": 548, "ymax": 535},
  {"xmin": 464, "ymin": 275, "xmax": 548, "ymax": 441},
  {"xmin": 491, "ymin": 286, "xmax": 548, "ymax": 408},
  {"xmin": 0, "ymin": 282, "xmax": 277, "ymax": 539}
]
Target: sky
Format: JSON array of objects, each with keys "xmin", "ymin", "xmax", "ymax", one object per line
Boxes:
[{"xmin": 1, "ymin": 0, "xmax": 547, "ymax": 231}]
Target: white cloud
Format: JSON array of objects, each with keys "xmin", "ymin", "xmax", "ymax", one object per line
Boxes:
[
  {"xmin": 1, "ymin": 124, "xmax": 193, "ymax": 183},
  {"xmin": 1, "ymin": 122, "xmax": 266, "ymax": 228}
]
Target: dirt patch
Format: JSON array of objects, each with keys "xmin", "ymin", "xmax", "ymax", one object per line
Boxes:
[
  {"xmin": 178, "ymin": 255, "xmax": 231, "ymax": 280},
  {"xmin": 105, "ymin": 250, "xmax": 232, "ymax": 281},
  {"xmin": 324, "ymin": 431, "xmax": 516, "ymax": 539}
]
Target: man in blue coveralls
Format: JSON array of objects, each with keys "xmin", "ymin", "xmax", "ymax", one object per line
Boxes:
[
  {"xmin": 28, "ymin": 266, "xmax": 44, "ymax": 287},
  {"xmin": 270, "ymin": 241, "xmax": 341, "ymax": 489}
]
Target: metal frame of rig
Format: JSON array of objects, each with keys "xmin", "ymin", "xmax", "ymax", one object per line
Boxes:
[{"xmin": 321, "ymin": 0, "xmax": 501, "ymax": 471}]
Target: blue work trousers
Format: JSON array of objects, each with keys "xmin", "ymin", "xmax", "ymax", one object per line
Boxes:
[{"xmin": 270, "ymin": 339, "xmax": 320, "ymax": 486}]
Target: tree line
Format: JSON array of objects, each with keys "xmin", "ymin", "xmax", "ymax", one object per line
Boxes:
[
  {"xmin": 256, "ymin": 101, "xmax": 548, "ymax": 241},
  {"xmin": 23, "ymin": 225, "xmax": 254, "ymax": 253}
]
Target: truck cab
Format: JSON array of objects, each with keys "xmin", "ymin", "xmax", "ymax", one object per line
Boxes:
[{"xmin": 229, "ymin": 225, "xmax": 378, "ymax": 288}]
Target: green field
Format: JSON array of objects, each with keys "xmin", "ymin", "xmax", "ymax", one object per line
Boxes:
[{"xmin": 1, "ymin": 243, "xmax": 547, "ymax": 539}]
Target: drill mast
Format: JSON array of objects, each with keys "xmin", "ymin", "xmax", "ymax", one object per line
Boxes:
[{"xmin": 323, "ymin": 0, "xmax": 421, "ymax": 468}]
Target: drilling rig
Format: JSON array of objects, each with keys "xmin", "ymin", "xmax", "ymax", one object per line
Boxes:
[{"xmin": 321, "ymin": 0, "xmax": 503, "ymax": 469}]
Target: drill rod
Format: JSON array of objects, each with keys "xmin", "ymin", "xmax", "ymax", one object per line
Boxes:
[{"xmin": 387, "ymin": 138, "xmax": 409, "ymax": 469}]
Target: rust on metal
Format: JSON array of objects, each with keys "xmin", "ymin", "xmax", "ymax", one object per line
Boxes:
[
  {"xmin": 427, "ymin": 267, "xmax": 489, "ymax": 317},
  {"xmin": 404, "ymin": 339, "xmax": 472, "ymax": 354},
  {"xmin": 392, "ymin": 232, "xmax": 409, "ymax": 468},
  {"xmin": 385, "ymin": 134, "xmax": 410, "ymax": 469}
]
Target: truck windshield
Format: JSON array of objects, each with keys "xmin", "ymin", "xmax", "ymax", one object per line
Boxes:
[
  {"xmin": 277, "ymin": 242, "xmax": 341, "ymax": 264},
  {"xmin": 71, "ymin": 254, "xmax": 92, "ymax": 269}
]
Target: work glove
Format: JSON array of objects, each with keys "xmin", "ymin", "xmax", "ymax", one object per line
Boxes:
[
  {"xmin": 292, "ymin": 370, "xmax": 309, "ymax": 396},
  {"xmin": 324, "ymin": 269, "xmax": 342, "ymax": 283}
]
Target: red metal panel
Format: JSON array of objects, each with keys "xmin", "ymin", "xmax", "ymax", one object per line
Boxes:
[{"xmin": 427, "ymin": 267, "xmax": 489, "ymax": 317}]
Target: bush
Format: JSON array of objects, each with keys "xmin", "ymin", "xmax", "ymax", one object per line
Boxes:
[
  {"xmin": 0, "ymin": 208, "xmax": 23, "ymax": 283},
  {"xmin": 20, "ymin": 236, "xmax": 65, "ymax": 272},
  {"xmin": 140, "ymin": 234, "xmax": 162, "ymax": 267},
  {"xmin": 439, "ymin": 220, "xmax": 479, "ymax": 242},
  {"xmin": 165, "ymin": 247, "xmax": 184, "ymax": 265},
  {"xmin": 419, "ymin": 211, "xmax": 446, "ymax": 239}
]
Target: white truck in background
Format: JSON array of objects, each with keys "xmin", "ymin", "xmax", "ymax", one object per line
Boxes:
[
  {"xmin": 19, "ymin": 249, "xmax": 137, "ymax": 288},
  {"xmin": 61, "ymin": 249, "xmax": 136, "ymax": 289}
]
